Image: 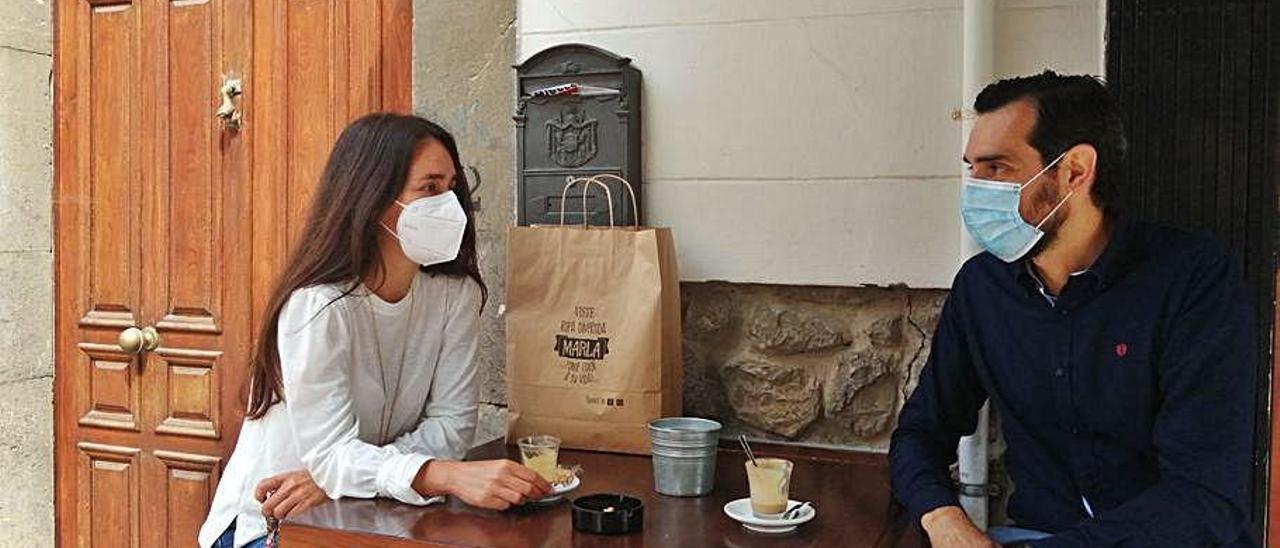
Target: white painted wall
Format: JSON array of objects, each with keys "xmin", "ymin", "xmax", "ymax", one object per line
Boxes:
[{"xmin": 519, "ymin": 0, "xmax": 1104, "ymax": 288}]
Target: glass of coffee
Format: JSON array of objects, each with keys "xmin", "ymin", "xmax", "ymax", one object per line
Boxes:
[
  {"xmin": 518, "ymin": 435, "xmax": 561, "ymax": 482},
  {"xmin": 745, "ymin": 457, "xmax": 794, "ymax": 518}
]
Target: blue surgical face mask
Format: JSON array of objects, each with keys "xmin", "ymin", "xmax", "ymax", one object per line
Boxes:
[{"xmin": 961, "ymin": 152, "xmax": 1070, "ymax": 262}]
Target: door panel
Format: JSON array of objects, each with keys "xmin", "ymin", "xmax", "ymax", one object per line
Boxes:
[
  {"xmin": 284, "ymin": 0, "xmax": 339, "ymax": 241},
  {"xmin": 151, "ymin": 346, "xmax": 224, "ymax": 439},
  {"xmin": 76, "ymin": 443, "xmax": 142, "ymax": 548},
  {"xmin": 82, "ymin": 1, "xmax": 142, "ymax": 331},
  {"xmin": 78, "ymin": 343, "xmax": 140, "ymax": 431},
  {"xmin": 157, "ymin": 0, "xmax": 222, "ymax": 335},
  {"xmin": 150, "ymin": 449, "xmax": 223, "ymax": 547}
]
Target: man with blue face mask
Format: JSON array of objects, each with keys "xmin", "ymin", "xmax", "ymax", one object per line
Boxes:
[{"xmin": 889, "ymin": 71, "xmax": 1257, "ymax": 547}]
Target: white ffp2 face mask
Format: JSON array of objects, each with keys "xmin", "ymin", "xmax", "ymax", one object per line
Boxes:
[{"xmin": 381, "ymin": 191, "xmax": 467, "ymax": 267}]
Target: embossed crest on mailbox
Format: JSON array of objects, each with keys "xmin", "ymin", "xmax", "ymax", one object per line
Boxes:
[{"xmin": 514, "ymin": 44, "xmax": 642, "ymax": 226}]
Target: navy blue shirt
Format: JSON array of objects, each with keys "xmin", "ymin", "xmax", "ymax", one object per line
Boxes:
[{"xmin": 890, "ymin": 215, "xmax": 1257, "ymax": 547}]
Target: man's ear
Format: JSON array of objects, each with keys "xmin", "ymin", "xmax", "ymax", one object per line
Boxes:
[{"xmin": 1060, "ymin": 143, "xmax": 1098, "ymax": 194}]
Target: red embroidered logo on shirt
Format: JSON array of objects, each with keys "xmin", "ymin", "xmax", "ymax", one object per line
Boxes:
[{"xmin": 1115, "ymin": 343, "xmax": 1129, "ymax": 358}]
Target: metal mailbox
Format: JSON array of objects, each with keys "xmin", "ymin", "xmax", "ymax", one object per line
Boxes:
[{"xmin": 514, "ymin": 44, "xmax": 642, "ymax": 226}]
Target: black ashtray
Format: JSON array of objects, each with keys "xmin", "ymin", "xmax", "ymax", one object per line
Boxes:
[{"xmin": 571, "ymin": 493, "xmax": 644, "ymax": 535}]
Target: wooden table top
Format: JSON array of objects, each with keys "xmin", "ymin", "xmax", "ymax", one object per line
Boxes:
[{"xmin": 283, "ymin": 439, "xmax": 922, "ymax": 547}]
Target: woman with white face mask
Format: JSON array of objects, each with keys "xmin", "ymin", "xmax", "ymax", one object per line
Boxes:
[{"xmin": 198, "ymin": 114, "xmax": 551, "ymax": 548}]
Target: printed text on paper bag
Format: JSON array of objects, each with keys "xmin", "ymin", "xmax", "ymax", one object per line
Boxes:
[{"xmin": 555, "ymin": 305, "xmax": 610, "ymax": 385}]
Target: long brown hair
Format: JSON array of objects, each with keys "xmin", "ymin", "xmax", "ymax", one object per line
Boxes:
[{"xmin": 245, "ymin": 113, "xmax": 486, "ymax": 420}]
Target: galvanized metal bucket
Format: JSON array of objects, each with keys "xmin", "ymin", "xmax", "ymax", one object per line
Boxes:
[{"xmin": 648, "ymin": 417, "xmax": 723, "ymax": 497}]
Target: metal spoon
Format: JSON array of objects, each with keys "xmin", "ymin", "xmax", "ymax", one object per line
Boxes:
[
  {"xmin": 737, "ymin": 433, "xmax": 759, "ymax": 467},
  {"xmin": 783, "ymin": 501, "xmax": 812, "ymax": 520}
]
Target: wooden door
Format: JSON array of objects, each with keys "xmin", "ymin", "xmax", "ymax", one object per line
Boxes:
[{"xmin": 53, "ymin": 1, "xmax": 410, "ymax": 546}]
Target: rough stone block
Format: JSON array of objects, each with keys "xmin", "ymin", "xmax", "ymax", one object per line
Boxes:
[
  {"xmin": 843, "ymin": 372, "xmax": 900, "ymax": 438},
  {"xmin": 722, "ymin": 358, "xmax": 820, "ymax": 439},
  {"xmin": 415, "ymin": 0, "xmax": 516, "ymax": 409},
  {"xmin": 866, "ymin": 315, "xmax": 904, "ymax": 347},
  {"xmin": 473, "ymin": 403, "xmax": 508, "ymax": 447},
  {"xmin": 747, "ymin": 306, "xmax": 851, "ymax": 356},
  {"xmin": 0, "ymin": 47, "xmax": 53, "ymax": 253},
  {"xmin": 824, "ymin": 347, "xmax": 895, "ymax": 418},
  {"xmin": 681, "ymin": 342, "xmax": 727, "ymax": 420},
  {"xmin": 475, "ymin": 232, "xmax": 507, "ymax": 405},
  {"xmin": 0, "ymin": 251, "xmax": 52, "ymax": 384},
  {"xmin": 903, "ymin": 290, "xmax": 948, "ymax": 399},
  {"xmin": 0, "ymin": 375, "xmax": 53, "ymax": 548},
  {"xmin": 683, "ymin": 286, "xmax": 738, "ymax": 335},
  {"xmin": 413, "ymin": 0, "xmax": 516, "ymax": 237},
  {"xmin": 0, "ymin": 0, "xmax": 50, "ymax": 55}
]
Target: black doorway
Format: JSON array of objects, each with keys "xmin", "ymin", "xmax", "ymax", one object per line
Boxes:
[{"xmin": 1106, "ymin": 0, "xmax": 1278, "ymax": 540}]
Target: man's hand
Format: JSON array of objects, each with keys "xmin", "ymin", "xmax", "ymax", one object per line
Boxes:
[
  {"xmin": 256, "ymin": 470, "xmax": 329, "ymax": 520},
  {"xmin": 922, "ymin": 506, "xmax": 1000, "ymax": 548},
  {"xmin": 414, "ymin": 459, "xmax": 552, "ymax": 511}
]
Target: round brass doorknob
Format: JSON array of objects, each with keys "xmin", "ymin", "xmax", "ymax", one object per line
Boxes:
[{"xmin": 118, "ymin": 326, "xmax": 159, "ymax": 355}]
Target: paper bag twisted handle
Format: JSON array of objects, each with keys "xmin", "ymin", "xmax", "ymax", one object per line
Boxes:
[
  {"xmin": 559, "ymin": 177, "xmax": 615, "ymax": 227},
  {"xmin": 585, "ymin": 174, "xmax": 640, "ymax": 228}
]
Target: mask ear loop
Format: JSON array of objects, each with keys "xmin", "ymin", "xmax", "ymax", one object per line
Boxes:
[
  {"xmin": 1035, "ymin": 189, "xmax": 1075, "ymax": 230},
  {"xmin": 1019, "ymin": 151, "xmax": 1069, "ymax": 190},
  {"xmin": 1022, "ymin": 151, "xmax": 1074, "ymax": 229},
  {"xmin": 379, "ymin": 200, "xmax": 409, "ymax": 239}
]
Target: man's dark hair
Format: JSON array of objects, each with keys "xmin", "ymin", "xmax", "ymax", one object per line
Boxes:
[{"xmin": 975, "ymin": 70, "xmax": 1128, "ymax": 213}]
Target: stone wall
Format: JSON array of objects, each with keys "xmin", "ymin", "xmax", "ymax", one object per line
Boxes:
[
  {"xmin": 682, "ymin": 283, "xmax": 947, "ymax": 450},
  {"xmin": 412, "ymin": 0, "xmax": 518, "ymax": 445},
  {"xmin": 0, "ymin": 1, "xmax": 53, "ymax": 546}
]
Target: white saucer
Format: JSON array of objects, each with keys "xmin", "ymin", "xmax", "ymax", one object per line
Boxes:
[
  {"xmin": 722, "ymin": 498, "xmax": 815, "ymax": 534},
  {"xmin": 532, "ymin": 475, "xmax": 580, "ymax": 504}
]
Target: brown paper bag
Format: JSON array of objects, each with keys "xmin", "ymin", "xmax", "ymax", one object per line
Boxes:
[{"xmin": 506, "ymin": 176, "xmax": 682, "ymax": 455}]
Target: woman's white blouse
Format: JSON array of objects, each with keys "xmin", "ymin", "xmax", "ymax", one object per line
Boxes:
[{"xmin": 197, "ymin": 273, "xmax": 481, "ymax": 548}]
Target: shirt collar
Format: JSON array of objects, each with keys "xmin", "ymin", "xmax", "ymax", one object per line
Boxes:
[{"xmin": 1023, "ymin": 261, "xmax": 1091, "ymax": 306}]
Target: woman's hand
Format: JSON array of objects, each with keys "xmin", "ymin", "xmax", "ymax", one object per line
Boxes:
[
  {"xmin": 256, "ymin": 469, "xmax": 330, "ymax": 520},
  {"xmin": 415, "ymin": 459, "xmax": 553, "ymax": 511}
]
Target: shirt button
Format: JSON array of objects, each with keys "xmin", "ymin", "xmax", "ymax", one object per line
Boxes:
[{"xmin": 1054, "ymin": 368, "xmax": 1065, "ymax": 378}]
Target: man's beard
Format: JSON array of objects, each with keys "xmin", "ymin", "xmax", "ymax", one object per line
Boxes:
[{"xmin": 1027, "ymin": 186, "xmax": 1069, "ymax": 259}]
